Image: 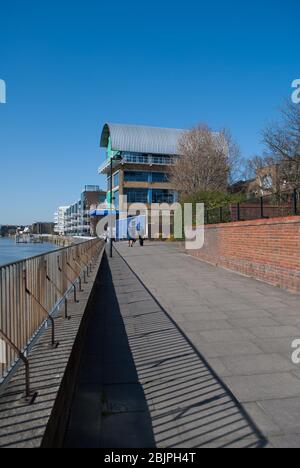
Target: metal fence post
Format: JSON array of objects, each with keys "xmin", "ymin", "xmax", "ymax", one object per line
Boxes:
[
  {"xmin": 23, "ymin": 268, "xmax": 59, "ymax": 349},
  {"xmin": 237, "ymin": 203, "xmax": 241, "ymax": 221},
  {"xmin": 293, "ymin": 188, "xmax": 298, "ymax": 215},
  {"xmin": 260, "ymin": 197, "xmax": 264, "ymax": 219}
]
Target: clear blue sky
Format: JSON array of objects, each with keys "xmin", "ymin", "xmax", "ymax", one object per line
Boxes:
[{"xmin": 0, "ymin": 0, "xmax": 299, "ymax": 225}]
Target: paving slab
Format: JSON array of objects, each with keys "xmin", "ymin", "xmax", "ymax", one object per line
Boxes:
[
  {"xmin": 112, "ymin": 242, "xmax": 300, "ymax": 448},
  {"xmin": 223, "ymin": 373, "xmax": 300, "ymax": 402},
  {"xmin": 65, "ymin": 246, "xmax": 267, "ymax": 448},
  {"xmin": 220, "ymin": 354, "xmax": 295, "ymax": 376},
  {"xmin": 258, "ymin": 398, "xmax": 300, "ymax": 433},
  {"xmin": 246, "ymin": 326, "xmax": 300, "ymax": 339},
  {"xmin": 270, "ymin": 434, "xmax": 300, "ymax": 448}
]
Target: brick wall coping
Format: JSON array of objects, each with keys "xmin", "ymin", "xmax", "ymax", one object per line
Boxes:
[{"xmin": 204, "ymin": 216, "xmax": 300, "ymax": 230}]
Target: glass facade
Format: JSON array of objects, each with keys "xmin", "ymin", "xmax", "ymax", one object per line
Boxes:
[
  {"xmin": 124, "ymin": 171, "xmax": 169, "ymax": 183},
  {"xmin": 123, "ymin": 188, "xmax": 175, "ymax": 204},
  {"xmin": 103, "ymin": 150, "xmax": 177, "ymax": 208},
  {"xmin": 124, "ymin": 171, "xmax": 149, "ymax": 182},
  {"xmin": 152, "ymin": 172, "xmax": 169, "ymax": 183},
  {"xmin": 113, "ymin": 172, "xmax": 120, "ymax": 187},
  {"xmin": 122, "ymin": 152, "xmax": 173, "ymax": 166},
  {"xmin": 123, "ymin": 188, "xmax": 148, "ymax": 203},
  {"xmin": 152, "ymin": 189, "xmax": 174, "ymax": 204},
  {"xmin": 107, "ymin": 172, "xmax": 120, "ymax": 190}
]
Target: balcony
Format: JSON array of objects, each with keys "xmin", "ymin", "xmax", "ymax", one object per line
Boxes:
[{"xmin": 98, "ymin": 154, "xmax": 175, "ymax": 174}]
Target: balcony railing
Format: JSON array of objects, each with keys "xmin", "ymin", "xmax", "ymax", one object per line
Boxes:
[
  {"xmin": 123, "ymin": 154, "xmax": 174, "ymax": 165},
  {"xmin": 98, "ymin": 154, "xmax": 175, "ymax": 173}
]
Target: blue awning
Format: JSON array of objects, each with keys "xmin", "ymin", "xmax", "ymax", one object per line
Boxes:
[{"xmin": 90, "ymin": 209, "xmax": 127, "ymax": 217}]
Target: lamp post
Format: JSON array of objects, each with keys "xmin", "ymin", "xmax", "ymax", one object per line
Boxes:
[{"xmin": 109, "ymin": 153, "xmax": 123, "ymax": 258}]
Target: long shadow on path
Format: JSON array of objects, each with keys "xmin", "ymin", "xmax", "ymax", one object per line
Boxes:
[
  {"xmin": 64, "ymin": 252, "xmax": 156, "ymax": 448},
  {"xmin": 65, "ymin": 249, "xmax": 268, "ymax": 448}
]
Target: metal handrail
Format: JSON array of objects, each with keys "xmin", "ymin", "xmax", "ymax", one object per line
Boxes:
[{"xmin": 0, "ymin": 238, "xmax": 103, "ymax": 400}]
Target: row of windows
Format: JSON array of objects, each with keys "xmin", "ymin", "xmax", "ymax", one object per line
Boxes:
[
  {"xmin": 123, "ymin": 189, "xmax": 148, "ymax": 203},
  {"xmin": 152, "ymin": 190, "xmax": 175, "ymax": 203},
  {"xmin": 122, "ymin": 152, "xmax": 173, "ymax": 166},
  {"xmin": 123, "ymin": 189, "xmax": 175, "ymax": 204},
  {"xmin": 124, "ymin": 171, "xmax": 169, "ymax": 183}
]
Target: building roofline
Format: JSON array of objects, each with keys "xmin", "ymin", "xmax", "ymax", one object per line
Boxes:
[{"xmin": 100, "ymin": 123, "xmax": 185, "ymax": 156}]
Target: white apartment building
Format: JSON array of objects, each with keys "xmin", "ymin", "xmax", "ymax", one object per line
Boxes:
[
  {"xmin": 54, "ymin": 206, "xmax": 69, "ymax": 236},
  {"xmin": 55, "ymin": 187, "xmax": 106, "ymax": 237}
]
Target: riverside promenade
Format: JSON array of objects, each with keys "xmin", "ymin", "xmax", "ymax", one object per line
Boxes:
[{"xmin": 65, "ymin": 242, "xmax": 300, "ymax": 449}]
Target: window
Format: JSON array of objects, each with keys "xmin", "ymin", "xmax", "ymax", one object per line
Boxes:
[
  {"xmin": 123, "ymin": 188, "xmax": 148, "ymax": 203},
  {"xmin": 98, "ymin": 193, "xmax": 106, "ymax": 203},
  {"xmin": 151, "ymin": 172, "xmax": 169, "ymax": 183},
  {"xmin": 152, "ymin": 190, "xmax": 174, "ymax": 204},
  {"xmin": 113, "ymin": 172, "xmax": 120, "ymax": 187},
  {"xmin": 108, "ymin": 172, "xmax": 120, "ymax": 189},
  {"xmin": 261, "ymin": 174, "xmax": 273, "ymax": 190},
  {"xmin": 112, "ymin": 190, "xmax": 119, "ymax": 209},
  {"xmin": 122, "ymin": 152, "xmax": 174, "ymax": 166},
  {"xmin": 124, "ymin": 171, "xmax": 149, "ymax": 182},
  {"xmin": 124, "ymin": 171, "xmax": 170, "ymax": 183}
]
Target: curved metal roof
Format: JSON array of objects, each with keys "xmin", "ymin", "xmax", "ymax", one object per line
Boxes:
[{"xmin": 100, "ymin": 123, "xmax": 185, "ymax": 155}]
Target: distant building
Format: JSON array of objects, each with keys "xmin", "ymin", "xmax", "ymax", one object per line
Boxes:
[
  {"xmin": 0, "ymin": 225, "xmax": 23, "ymax": 237},
  {"xmin": 31, "ymin": 222, "xmax": 55, "ymax": 235},
  {"xmin": 231, "ymin": 165, "xmax": 282, "ymax": 199},
  {"xmin": 99, "ymin": 123, "xmax": 184, "ymax": 211},
  {"xmin": 54, "ymin": 206, "xmax": 69, "ymax": 236},
  {"xmin": 63, "ymin": 186, "xmax": 106, "ymax": 237},
  {"xmin": 247, "ymin": 165, "xmax": 281, "ymax": 197}
]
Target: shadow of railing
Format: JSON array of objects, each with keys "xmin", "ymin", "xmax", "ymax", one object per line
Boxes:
[
  {"xmin": 112, "ymin": 248, "xmax": 268, "ymax": 449},
  {"xmin": 64, "ymin": 253, "xmax": 156, "ymax": 448},
  {"xmin": 0, "ymin": 316, "xmax": 82, "ymax": 448}
]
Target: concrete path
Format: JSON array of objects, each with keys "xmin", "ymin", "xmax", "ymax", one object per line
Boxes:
[
  {"xmin": 109, "ymin": 242, "xmax": 300, "ymax": 448},
  {"xmin": 66, "ymin": 242, "xmax": 300, "ymax": 448}
]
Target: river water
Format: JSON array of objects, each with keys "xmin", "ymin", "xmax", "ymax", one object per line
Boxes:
[{"xmin": 0, "ymin": 237, "xmax": 58, "ymax": 267}]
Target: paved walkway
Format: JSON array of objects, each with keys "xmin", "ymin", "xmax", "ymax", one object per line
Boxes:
[
  {"xmin": 118, "ymin": 242, "xmax": 300, "ymax": 448},
  {"xmin": 66, "ymin": 242, "xmax": 300, "ymax": 448}
]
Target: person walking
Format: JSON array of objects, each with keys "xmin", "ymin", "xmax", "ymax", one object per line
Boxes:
[
  {"xmin": 128, "ymin": 237, "xmax": 136, "ymax": 247},
  {"xmin": 139, "ymin": 227, "xmax": 145, "ymax": 247}
]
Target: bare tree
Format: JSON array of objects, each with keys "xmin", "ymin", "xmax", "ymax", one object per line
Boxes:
[
  {"xmin": 171, "ymin": 124, "xmax": 240, "ymax": 195},
  {"xmin": 263, "ymin": 101, "xmax": 300, "ymax": 188},
  {"xmin": 245, "ymin": 155, "xmax": 271, "ymax": 180}
]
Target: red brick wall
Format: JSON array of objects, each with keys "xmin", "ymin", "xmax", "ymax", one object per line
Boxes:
[{"xmin": 188, "ymin": 216, "xmax": 300, "ymax": 293}]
